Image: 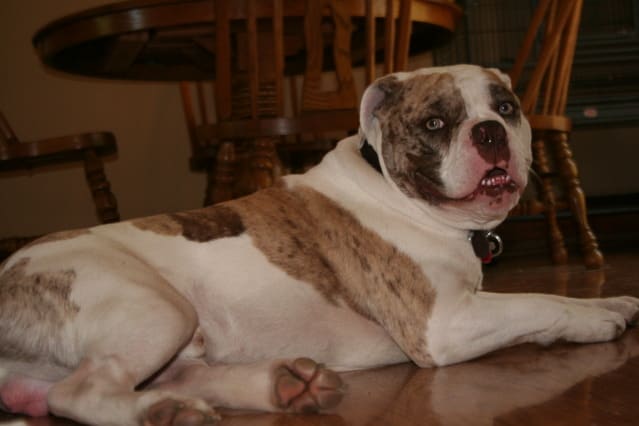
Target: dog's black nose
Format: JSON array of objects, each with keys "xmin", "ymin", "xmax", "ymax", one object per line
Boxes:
[
  {"xmin": 472, "ymin": 120, "xmax": 506, "ymax": 147},
  {"xmin": 471, "ymin": 120, "xmax": 509, "ymax": 163}
]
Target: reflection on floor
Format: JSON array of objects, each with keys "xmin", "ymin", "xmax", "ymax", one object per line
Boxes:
[{"xmin": 1, "ymin": 250, "xmax": 638, "ymax": 426}]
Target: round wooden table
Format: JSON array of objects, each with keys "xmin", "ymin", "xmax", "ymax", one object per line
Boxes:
[
  {"xmin": 32, "ymin": 0, "xmax": 462, "ymax": 81},
  {"xmin": 32, "ymin": 0, "xmax": 463, "ymax": 205}
]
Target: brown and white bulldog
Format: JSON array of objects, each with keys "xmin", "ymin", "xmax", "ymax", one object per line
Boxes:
[{"xmin": 1, "ymin": 65, "xmax": 638, "ymax": 426}]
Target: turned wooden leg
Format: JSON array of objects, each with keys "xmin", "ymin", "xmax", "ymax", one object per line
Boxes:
[
  {"xmin": 552, "ymin": 131, "xmax": 604, "ymax": 269},
  {"xmin": 249, "ymin": 138, "xmax": 278, "ymax": 191},
  {"xmin": 82, "ymin": 149, "xmax": 120, "ymax": 223},
  {"xmin": 206, "ymin": 141, "xmax": 236, "ymax": 205},
  {"xmin": 532, "ymin": 132, "xmax": 568, "ymax": 264}
]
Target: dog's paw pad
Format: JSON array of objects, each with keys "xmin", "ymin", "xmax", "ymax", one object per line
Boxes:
[
  {"xmin": 144, "ymin": 398, "xmax": 220, "ymax": 426},
  {"xmin": 274, "ymin": 357, "xmax": 344, "ymax": 413}
]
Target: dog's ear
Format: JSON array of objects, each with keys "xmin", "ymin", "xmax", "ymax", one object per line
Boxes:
[
  {"xmin": 359, "ymin": 75, "xmax": 401, "ymax": 137},
  {"xmin": 487, "ymin": 68, "xmax": 512, "ymax": 89}
]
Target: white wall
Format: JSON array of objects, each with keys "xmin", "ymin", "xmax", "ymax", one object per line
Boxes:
[{"xmin": 0, "ymin": 0, "xmax": 205, "ymax": 238}]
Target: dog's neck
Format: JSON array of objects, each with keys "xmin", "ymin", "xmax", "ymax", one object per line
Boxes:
[{"xmin": 358, "ymin": 138, "xmax": 500, "ymax": 263}]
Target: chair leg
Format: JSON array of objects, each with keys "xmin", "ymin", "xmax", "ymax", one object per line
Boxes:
[
  {"xmin": 82, "ymin": 149, "xmax": 120, "ymax": 224},
  {"xmin": 552, "ymin": 131, "xmax": 604, "ymax": 269},
  {"xmin": 532, "ymin": 133, "xmax": 568, "ymax": 264},
  {"xmin": 206, "ymin": 141, "xmax": 236, "ymax": 205},
  {"xmin": 250, "ymin": 138, "xmax": 278, "ymax": 191}
]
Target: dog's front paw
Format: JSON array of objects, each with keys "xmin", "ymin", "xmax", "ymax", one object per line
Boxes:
[
  {"xmin": 559, "ymin": 306, "xmax": 626, "ymax": 344},
  {"xmin": 594, "ymin": 296, "xmax": 639, "ymax": 326},
  {"xmin": 273, "ymin": 358, "xmax": 344, "ymax": 413},
  {"xmin": 143, "ymin": 398, "xmax": 220, "ymax": 426}
]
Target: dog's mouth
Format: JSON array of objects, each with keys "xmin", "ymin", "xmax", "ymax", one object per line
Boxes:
[
  {"xmin": 480, "ymin": 167, "xmax": 516, "ymax": 194},
  {"xmin": 462, "ymin": 167, "xmax": 519, "ymax": 200},
  {"xmin": 417, "ymin": 167, "xmax": 521, "ymax": 205}
]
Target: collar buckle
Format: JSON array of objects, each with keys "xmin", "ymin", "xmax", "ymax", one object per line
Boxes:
[{"xmin": 469, "ymin": 231, "xmax": 503, "ymax": 264}]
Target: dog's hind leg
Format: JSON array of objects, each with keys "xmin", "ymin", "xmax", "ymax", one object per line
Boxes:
[
  {"xmin": 148, "ymin": 357, "xmax": 345, "ymax": 414},
  {"xmin": 48, "ymin": 355, "xmax": 220, "ymax": 426},
  {"xmin": 42, "ymin": 261, "xmax": 220, "ymax": 425}
]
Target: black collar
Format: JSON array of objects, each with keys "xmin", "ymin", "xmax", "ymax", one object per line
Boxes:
[{"xmin": 359, "ymin": 139, "xmax": 383, "ymax": 174}]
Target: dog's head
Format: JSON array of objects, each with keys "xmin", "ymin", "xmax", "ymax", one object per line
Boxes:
[{"xmin": 360, "ymin": 64, "xmax": 532, "ymax": 229}]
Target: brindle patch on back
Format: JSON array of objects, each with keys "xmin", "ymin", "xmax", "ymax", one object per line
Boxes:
[
  {"xmin": 0, "ymin": 257, "xmax": 79, "ymax": 361},
  {"xmin": 229, "ymin": 185, "xmax": 436, "ymax": 366},
  {"xmin": 132, "ymin": 205, "xmax": 245, "ymax": 242},
  {"xmin": 132, "ymin": 214, "xmax": 183, "ymax": 236},
  {"xmin": 373, "ymin": 73, "xmax": 468, "ymax": 203}
]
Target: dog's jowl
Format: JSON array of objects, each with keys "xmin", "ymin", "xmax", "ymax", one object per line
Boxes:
[{"xmin": 1, "ymin": 65, "xmax": 638, "ymax": 426}]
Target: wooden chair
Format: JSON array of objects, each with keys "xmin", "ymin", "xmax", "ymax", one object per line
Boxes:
[
  {"xmin": 0, "ymin": 110, "xmax": 120, "ymax": 251},
  {"xmin": 508, "ymin": 0, "xmax": 603, "ymax": 268},
  {"xmin": 180, "ymin": 0, "xmax": 414, "ymax": 205}
]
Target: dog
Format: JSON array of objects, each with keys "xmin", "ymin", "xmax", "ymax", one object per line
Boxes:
[{"xmin": 1, "ymin": 65, "xmax": 638, "ymax": 426}]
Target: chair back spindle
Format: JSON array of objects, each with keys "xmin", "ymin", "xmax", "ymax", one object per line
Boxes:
[{"xmin": 180, "ymin": 0, "xmax": 416, "ymax": 204}]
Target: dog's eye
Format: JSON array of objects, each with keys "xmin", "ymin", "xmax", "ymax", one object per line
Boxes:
[
  {"xmin": 425, "ymin": 118, "xmax": 445, "ymax": 131},
  {"xmin": 498, "ymin": 102, "xmax": 515, "ymax": 116}
]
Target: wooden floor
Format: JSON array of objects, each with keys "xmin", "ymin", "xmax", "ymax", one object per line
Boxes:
[{"xmin": 1, "ymin": 249, "xmax": 639, "ymax": 426}]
